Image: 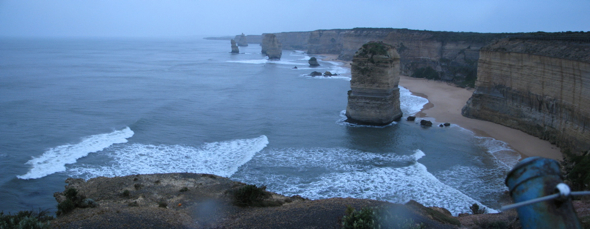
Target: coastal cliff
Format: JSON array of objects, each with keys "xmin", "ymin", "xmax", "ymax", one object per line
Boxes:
[
  {"xmin": 462, "ymin": 38, "xmax": 590, "ymax": 157},
  {"xmin": 308, "ymin": 28, "xmax": 507, "ymax": 87}
]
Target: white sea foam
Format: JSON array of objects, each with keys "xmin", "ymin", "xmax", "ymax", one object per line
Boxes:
[
  {"xmin": 233, "ymin": 148, "xmax": 490, "ymax": 215},
  {"xmin": 69, "ymin": 135, "xmax": 268, "ymax": 179},
  {"xmin": 301, "ymin": 74, "xmax": 351, "ymax": 81},
  {"xmin": 475, "ymin": 136, "xmax": 521, "ymax": 169},
  {"xmin": 227, "ymin": 59, "xmax": 269, "ymax": 64},
  {"xmin": 399, "ymin": 86, "xmax": 429, "ymax": 116},
  {"xmin": 17, "ymin": 127, "xmax": 134, "ymax": 180},
  {"xmin": 435, "ymin": 165, "xmax": 508, "ymax": 208},
  {"xmin": 336, "ymin": 110, "xmax": 397, "ymax": 128},
  {"xmin": 227, "ymin": 59, "xmax": 304, "ymax": 66}
]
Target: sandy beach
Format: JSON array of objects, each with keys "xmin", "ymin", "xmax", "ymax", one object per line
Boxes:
[
  {"xmin": 399, "ymin": 76, "xmax": 562, "ymax": 160},
  {"xmin": 320, "ymin": 54, "xmax": 562, "ymax": 160}
]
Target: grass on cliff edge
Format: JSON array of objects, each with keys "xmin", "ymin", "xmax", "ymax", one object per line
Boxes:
[
  {"xmin": 342, "ymin": 206, "xmax": 425, "ymax": 229},
  {"xmin": 0, "ymin": 210, "xmax": 53, "ymax": 229}
]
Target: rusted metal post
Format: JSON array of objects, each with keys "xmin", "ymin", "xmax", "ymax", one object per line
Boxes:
[{"xmin": 505, "ymin": 157, "xmax": 582, "ymax": 229}]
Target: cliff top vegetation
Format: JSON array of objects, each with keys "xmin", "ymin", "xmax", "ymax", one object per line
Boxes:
[{"xmin": 483, "ymin": 37, "xmax": 590, "ymax": 62}]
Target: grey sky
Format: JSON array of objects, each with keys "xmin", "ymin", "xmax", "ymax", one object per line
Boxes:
[{"xmin": 1, "ymin": 0, "xmax": 588, "ymax": 38}]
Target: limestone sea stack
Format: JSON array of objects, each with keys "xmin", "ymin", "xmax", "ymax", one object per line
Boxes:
[
  {"xmin": 261, "ymin": 34, "xmax": 282, "ymax": 60},
  {"xmin": 230, "ymin": 39, "xmax": 239, "ymax": 53},
  {"xmin": 237, "ymin": 33, "xmax": 248, "ymax": 46},
  {"xmin": 346, "ymin": 41, "xmax": 403, "ymax": 125}
]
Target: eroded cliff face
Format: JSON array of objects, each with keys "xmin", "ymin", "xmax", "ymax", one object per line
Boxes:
[
  {"xmin": 307, "ymin": 28, "xmax": 506, "ymax": 86},
  {"xmin": 462, "ymin": 39, "xmax": 590, "ymax": 155},
  {"xmin": 346, "ymin": 42, "xmax": 403, "ymax": 125}
]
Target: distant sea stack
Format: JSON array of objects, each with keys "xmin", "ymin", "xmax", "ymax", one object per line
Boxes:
[
  {"xmin": 261, "ymin": 34, "xmax": 282, "ymax": 60},
  {"xmin": 237, "ymin": 33, "xmax": 248, "ymax": 46},
  {"xmin": 230, "ymin": 39, "xmax": 239, "ymax": 53},
  {"xmin": 346, "ymin": 41, "xmax": 403, "ymax": 125},
  {"xmin": 308, "ymin": 57, "xmax": 320, "ymax": 66},
  {"xmin": 462, "ymin": 38, "xmax": 590, "ymax": 156}
]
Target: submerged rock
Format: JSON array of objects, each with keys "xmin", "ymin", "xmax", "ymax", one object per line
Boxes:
[
  {"xmin": 261, "ymin": 34, "xmax": 282, "ymax": 60},
  {"xmin": 407, "ymin": 116, "xmax": 416, "ymax": 121},
  {"xmin": 308, "ymin": 57, "xmax": 320, "ymax": 67},
  {"xmin": 346, "ymin": 41, "xmax": 403, "ymax": 125},
  {"xmin": 230, "ymin": 39, "xmax": 239, "ymax": 54}
]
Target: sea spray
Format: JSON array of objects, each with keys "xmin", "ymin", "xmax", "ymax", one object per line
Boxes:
[
  {"xmin": 17, "ymin": 127, "xmax": 134, "ymax": 179},
  {"xmin": 69, "ymin": 135, "xmax": 269, "ymax": 179},
  {"xmin": 231, "ymin": 148, "xmax": 492, "ymax": 215}
]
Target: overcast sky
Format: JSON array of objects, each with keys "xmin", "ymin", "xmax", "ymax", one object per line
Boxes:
[{"xmin": 1, "ymin": 0, "xmax": 588, "ymax": 38}]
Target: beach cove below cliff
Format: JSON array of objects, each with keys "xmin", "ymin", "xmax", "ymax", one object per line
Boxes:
[
  {"xmin": 325, "ymin": 53, "xmax": 561, "ymax": 160},
  {"xmin": 398, "ymin": 76, "xmax": 562, "ymax": 161}
]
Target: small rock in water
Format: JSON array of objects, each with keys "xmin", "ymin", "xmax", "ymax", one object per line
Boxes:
[
  {"xmin": 444, "ymin": 122, "xmax": 451, "ymax": 126},
  {"xmin": 309, "ymin": 71, "xmax": 322, "ymax": 77},
  {"xmin": 407, "ymin": 116, "xmax": 416, "ymax": 121},
  {"xmin": 420, "ymin": 120, "xmax": 433, "ymax": 127},
  {"xmin": 439, "ymin": 124, "xmax": 444, "ymax": 127}
]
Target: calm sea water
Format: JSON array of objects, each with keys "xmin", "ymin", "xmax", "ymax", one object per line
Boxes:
[{"xmin": 0, "ymin": 38, "xmax": 520, "ymax": 215}]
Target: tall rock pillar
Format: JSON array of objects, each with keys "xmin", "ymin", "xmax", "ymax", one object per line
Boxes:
[
  {"xmin": 261, "ymin": 34, "xmax": 282, "ymax": 60},
  {"xmin": 230, "ymin": 39, "xmax": 239, "ymax": 53},
  {"xmin": 346, "ymin": 41, "xmax": 403, "ymax": 125}
]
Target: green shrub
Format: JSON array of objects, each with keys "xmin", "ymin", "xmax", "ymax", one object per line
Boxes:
[
  {"xmin": 567, "ymin": 155, "xmax": 590, "ymax": 190},
  {"xmin": 64, "ymin": 188, "xmax": 78, "ymax": 200},
  {"xmin": 231, "ymin": 185, "xmax": 269, "ymax": 207},
  {"xmin": 342, "ymin": 206, "xmax": 424, "ymax": 229},
  {"xmin": 158, "ymin": 202, "xmax": 168, "ymax": 208},
  {"xmin": 470, "ymin": 203, "xmax": 486, "ymax": 214},
  {"xmin": 0, "ymin": 210, "xmax": 53, "ymax": 229},
  {"xmin": 411, "ymin": 67, "xmax": 439, "ymax": 80},
  {"xmin": 475, "ymin": 219, "xmax": 508, "ymax": 229},
  {"xmin": 57, "ymin": 199, "xmax": 75, "ymax": 215},
  {"xmin": 179, "ymin": 187, "xmax": 189, "ymax": 192},
  {"xmin": 121, "ymin": 190, "xmax": 130, "ymax": 197}
]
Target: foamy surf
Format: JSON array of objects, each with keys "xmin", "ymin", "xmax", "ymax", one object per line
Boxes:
[
  {"xmin": 232, "ymin": 148, "xmax": 491, "ymax": 215},
  {"xmin": 399, "ymin": 86, "xmax": 429, "ymax": 116},
  {"xmin": 17, "ymin": 127, "xmax": 134, "ymax": 180},
  {"xmin": 70, "ymin": 135, "xmax": 269, "ymax": 179},
  {"xmin": 336, "ymin": 110, "xmax": 397, "ymax": 128}
]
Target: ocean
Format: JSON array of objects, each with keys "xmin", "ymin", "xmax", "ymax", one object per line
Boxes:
[{"xmin": 0, "ymin": 37, "xmax": 520, "ymax": 215}]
